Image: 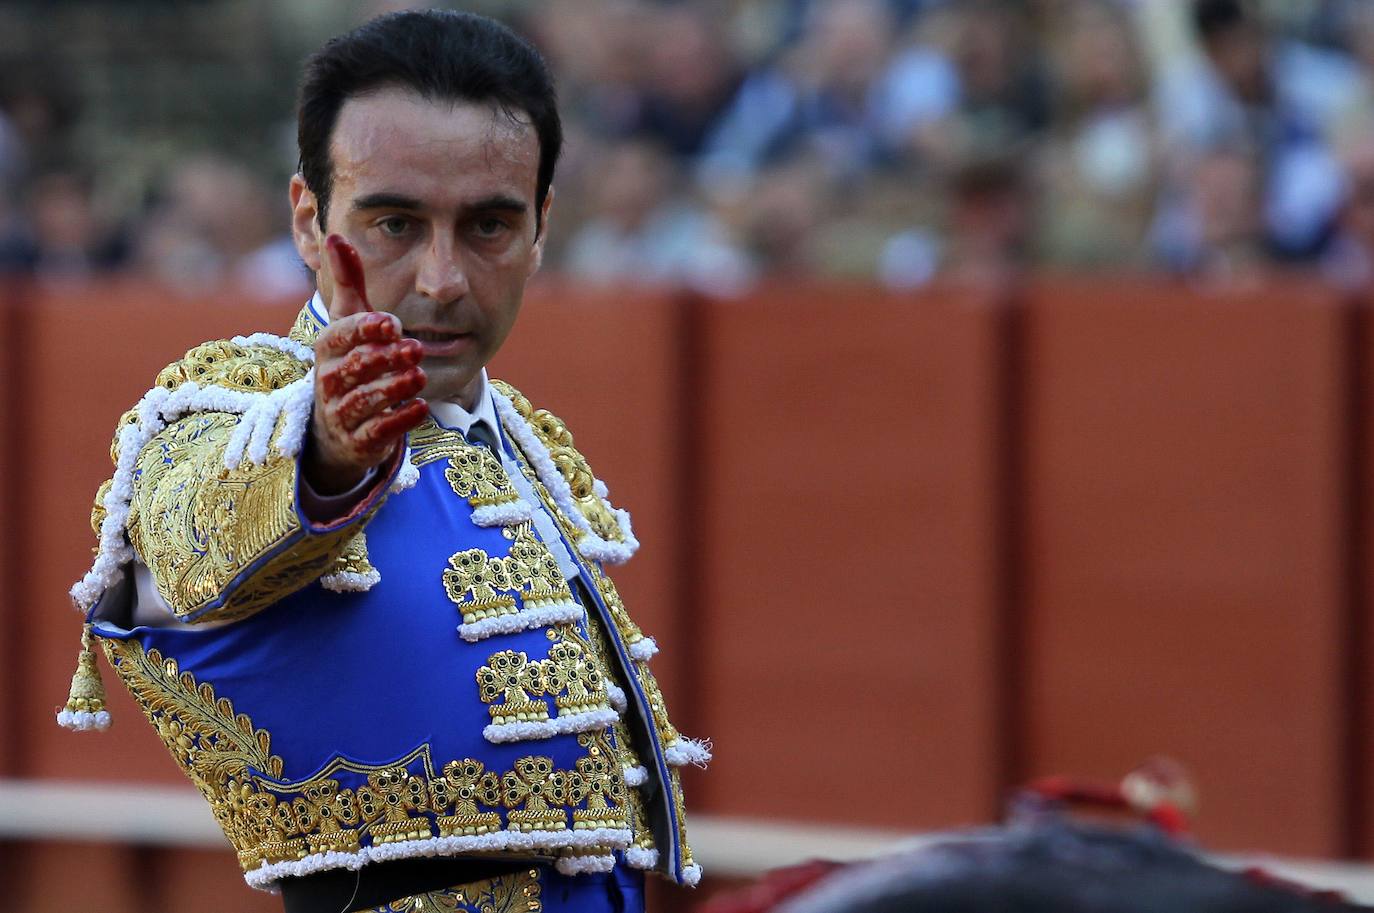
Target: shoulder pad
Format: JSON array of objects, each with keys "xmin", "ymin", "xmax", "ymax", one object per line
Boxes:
[
  {"xmin": 492, "ymin": 379, "xmax": 627, "ymax": 546},
  {"xmin": 155, "ymin": 339, "xmax": 309, "ymax": 395}
]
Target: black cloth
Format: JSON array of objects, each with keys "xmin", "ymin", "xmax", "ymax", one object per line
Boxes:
[{"xmin": 279, "ymin": 856, "xmax": 533, "ymax": 913}]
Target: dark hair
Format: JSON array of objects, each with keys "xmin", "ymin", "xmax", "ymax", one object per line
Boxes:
[
  {"xmin": 785, "ymin": 821, "xmax": 1370, "ymax": 913},
  {"xmin": 1193, "ymin": 0, "xmax": 1249, "ymax": 42},
  {"xmin": 297, "ymin": 9, "xmax": 561, "ymax": 235}
]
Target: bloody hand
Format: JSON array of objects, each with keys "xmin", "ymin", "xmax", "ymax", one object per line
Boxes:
[{"xmin": 305, "ymin": 235, "xmax": 429, "ymax": 493}]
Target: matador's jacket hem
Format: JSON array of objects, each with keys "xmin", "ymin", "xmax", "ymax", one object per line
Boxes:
[{"xmin": 61, "ymin": 302, "xmax": 707, "ymax": 891}]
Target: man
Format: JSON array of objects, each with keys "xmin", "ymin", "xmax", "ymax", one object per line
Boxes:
[{"xmin": 57, "ymin": 10, "xmax": 706, "ymax": 912}]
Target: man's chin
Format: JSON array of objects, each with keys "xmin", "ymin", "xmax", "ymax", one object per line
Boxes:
[{"xmin": 418, "ymin": 363, "xmax": 484, "ymax": 408}]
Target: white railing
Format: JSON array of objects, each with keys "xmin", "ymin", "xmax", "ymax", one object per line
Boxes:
[{"xmin": 3, "ymin": 779, "xmax": 1373, "ymax": 900}]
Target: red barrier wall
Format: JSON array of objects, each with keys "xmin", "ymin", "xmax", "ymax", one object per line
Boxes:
[
  {"xmin": 693, "ymin": 281, "xmax": 1004, "ymax": 830},
  {"xmin": 4, "ymin": 275, "xmax": 1372, "ymax": 910},
  {"xmin": 1020, "ymin": 277, "xmax": 1349, "ymax": 855}
]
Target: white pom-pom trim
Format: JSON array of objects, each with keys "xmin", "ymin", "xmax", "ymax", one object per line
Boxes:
[
  {"xmin": 390, "ymin": 451, "xmax": 419, "ymax": 493},
  {"xmin": 320, "ymin": 570, "xmax": 381, "ymax": 593},
  {"xmin": 555, "ymin": 853, "xmax": 616, "ymax": 875},
  {"xmin": 625, "ymin": 846, "xmax": 659, "ymax": 869},
  {"xmin": 622, "ymin": 765, "xmax": 648, "ymax": 787},
  {"xmin": 627, "ymin": 637, "xmax": 658, "ymax": 661},
  {"xmin": 231, "ymin": 333, "xmax": 316, "ymax": 363},
  {"xmin": 483, "ymin": 707, "xmax": 618, "ymax": 744},
  {"xmin": 682, "ymin": 863, "xmax": 702, "ymax": 886},
  {"xmin": 71, "ymin": 337, "xmax": 316, "ymax": 614},
  {"xmin": 56, "ymin": 709, "xmax": 111, "ymax": 731},
  {"xmin": 457, "ymin": 602, "xmax": 583, "ymax": 643},
  {"xmin": 492, "ymin": 390, "xmax": 639, "ymax": 565},
  {"xmin": 664, "ymin": 737, "xmax": 713, "ymax": 768},
  {"xmin": 606, "ymin": 682, "xmax": 627, "ymax": 713},
  {"xmin": 241, "ymin": 827, "xmax": 632, "ymax": 890},
  {"xmin": 471, "ymin": 499, "xmax": 536, "ymax": 527}
]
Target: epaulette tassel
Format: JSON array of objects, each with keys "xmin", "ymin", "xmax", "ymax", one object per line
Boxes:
[{"xmin": 56, "ymin": 623, "xmax": 111, "ymax": 731}]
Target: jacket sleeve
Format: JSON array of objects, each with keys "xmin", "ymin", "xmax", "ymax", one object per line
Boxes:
[{"xmin": 95, "ymin": 338, "xmax": 393, "ymax": 624}]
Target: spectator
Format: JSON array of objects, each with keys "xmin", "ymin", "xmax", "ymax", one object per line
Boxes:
[
  {"xmin": 1152, "ymin": 143, "xmax": 1267, "ymax": 281},
  {"xmin": 1154, "ymin": 0, "xmax": 1349, "ymax": 259},
  {"xmin": 1036, "ymin": 0, "xmax": 1158, "ymax": 268},
  {"xmin": 563, "ymin": 139, "xmax": 752, "ymax": 294},
  {"xmin": 630, "ymin": 5, "xmax": 743, "ymax": 160},
  {"xmin": 698, "ymin": 0, "xmax": 900, "ymax": 187},
  {"xmin": 132, "ymin": 155, "xmax": 306, "ymax": 300},
  {"xmin": 1322, "ymin": 130, "xmax": 1374, "ymax": 289},
  {"xmin": 2, "ymin": 170, "xmax": 130, "ymax": 280}
]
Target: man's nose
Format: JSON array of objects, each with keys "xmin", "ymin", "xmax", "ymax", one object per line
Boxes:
[{"xmin": 415, "ymin": 235, "xmax": 470, "ymax": 303}]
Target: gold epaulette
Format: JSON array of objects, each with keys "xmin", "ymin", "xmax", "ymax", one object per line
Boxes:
[{"xmin": 491, "ymin": 380, "xmax": 627, "ymax": 545}]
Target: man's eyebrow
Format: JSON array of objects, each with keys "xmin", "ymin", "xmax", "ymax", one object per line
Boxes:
[
  {"xmin": 467, "ymin": 195, "xmax": 528, "ymax": 215},
  {"xmin": 352, "ymin": 192, "xmax": 424, "ymax": 212}
]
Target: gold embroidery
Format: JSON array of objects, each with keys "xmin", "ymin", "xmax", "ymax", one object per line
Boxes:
[
  {"xmin": 636, "ymin": 663, "xmax": 682, "ymax": 748},
  {"xmin": 291, "ymin": 779, "xmax": 362, "ymax": 855},
  {"xmin": 630, "ymin": 790, "xmax": 655, "ymax": 854},
  {"xmin": 445, "ymin": 447, "xmax": 522, "ymax": 510},
  {"xmin": 357, "ymin": 768, "xmax": 435, "ymax": 844},
  {"xmin": 373, "ymin": 869, "xmax": 542, "ymax": 913},
  {"xmin": 431, "ymin": 760, "xmax": 502, "ymax": 836},
  {"xmin": 586, "ymin": 567, "xmax": 652, "ymax": 654},
  {"xmin": 288, "ymin": 304, "xmax": 324, "ymax": 347},
  {"xmin": 326, "ymin": 530, "xmax": 377, "ymax": 579},
  {"xmin": 443, "ymin": 524, "xmax": 577, "ymax": 627},
  {"xmin": 503, "ymin": 757, "xmax": 569, "ymax": 833},
  {"xmin": 476, "ymin": 631, "xmax": 612, "ymax": 728},
  {"xmin": 410, "ymin": 418, "xmax": 526, "ymax": 515},
  {"xmin": 90, "ymin": 478, "xmax": 112, "ymax": 540},
  {"xmin": 127, "ymin": 408, "xmax": 362, "ymax": 623},
  {"xmin": 671, "ymin": 767, "xmax": 696, "ymax": 871},
  {"xmin": 492, "ymin": 382, "xmax": 625, "ymax": 543},
  {"xmin": 477, "ymin": 651, "xmax": 549, "ymax": 725},
  {"xmin": 570, "ymin": 732, "xmax": 627, "ymax": 831},
  {"xmin": 156, "ymin": 340, "xmax": 308, "ymax": 393},
  {"xmin": 543, "ymin": 641, "xmax": 607, "ymax": 716},
  {"xmin": 103, "ymin": 638, "xmax": 626, "ymax": 873}
]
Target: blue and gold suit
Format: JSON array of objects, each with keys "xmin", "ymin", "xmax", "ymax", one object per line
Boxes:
[{"xmin": 75, "ymin": 302, "xmax": 703, "ymax": 906}]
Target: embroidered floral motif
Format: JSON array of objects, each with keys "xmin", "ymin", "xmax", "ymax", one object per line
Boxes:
[
  {"xmin": 371, "ymin": 868, "xmax": 542, "ymax": 913},
  {"xmin": 475, "ymin": 633, "xmax": 616, "ymax": 743},
  {"xmin": 443, "ymin": 524, "xmax": 582, "ymax": 638},
  {"xmin": 476, "ymin": 651, "xmax": 549, "ymax": 726},
  {"xmin": 101, "ymin": 637, "xmax": 632, "ymax": 879},
  {"xmin": 571, "ymin": 733, "xmax": 627, "ymax": 831},
  {"xmin": 446, "ymin": 447, "xmax": 522, "ymax": 510},
  {"xmin": 357, "ymin": 768, "xmax": 434, "ymax": 844},
  {"xmin": 431, "ymin": 760, "xmax": 503, "ymax": 837},
  {"xmin": 503, "ymin": 756, "xmax": 569, "ymax": 832}
]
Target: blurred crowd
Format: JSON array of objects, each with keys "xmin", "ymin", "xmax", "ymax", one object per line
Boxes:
[{"xmin": 7, "ymin": 0, "xmax": 1374, "ymax": 297}]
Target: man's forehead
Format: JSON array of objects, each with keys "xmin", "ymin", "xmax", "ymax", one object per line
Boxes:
[{"xmin": 329, "ymin": 88, "xmax": 538, "ymax": 196}]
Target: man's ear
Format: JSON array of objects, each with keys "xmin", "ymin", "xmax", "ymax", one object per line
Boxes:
[
  {"xmin": 529, "ymin": 186, "xmax": 555, "ymax": 277},
  {"xmin": 290, "ymin": 175, "xmax": 323, "ymax": 272}
]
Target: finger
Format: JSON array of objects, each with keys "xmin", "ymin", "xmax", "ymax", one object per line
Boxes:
[
  {"xmin": 325, "ymin": 234, "xmax": 373, "ymax": 317},
  {"xmin": 320, "ymin": 339, "xmax": 424, "ymax": 400},
  {"xmin": 317, "ymin": 311, "xmax": 402, "ymax": 358},
  {"xmin": 334, "ymin": 368, "xmax": 427, "ymax": 431},
  {"xmin": 355, "ymin": 398, "xmax": 430, "ymax": 452}
]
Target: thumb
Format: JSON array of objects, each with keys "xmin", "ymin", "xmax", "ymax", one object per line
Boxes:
[{"xmin": 325, "ymin": 234, "xmax": 374, "ymax": 317}]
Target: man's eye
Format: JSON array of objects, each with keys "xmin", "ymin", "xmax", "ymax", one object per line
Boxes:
[
  {"xmin": 474, "ymin": 217, "xmax": 508, "ymax": 238},
  {"xmin": 378, "ymin": 217, "xmax": 410, "ymax": 237}
]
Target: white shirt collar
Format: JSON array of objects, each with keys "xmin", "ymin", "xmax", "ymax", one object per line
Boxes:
[
  {"xmin": 305, "ymin": 292, "xmax": 500, "ymax": 445},
  {"xmin": 308, "ymin": 290, "xmax": 329, "ymax": 326},
  {"xmin": 429, "ymin": 370, "xmax": 500, "ymax": 441}
]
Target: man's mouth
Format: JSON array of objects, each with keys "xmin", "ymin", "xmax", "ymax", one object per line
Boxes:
[{"xmin": 403, "ymin": 327, "xmax": 473, "ymax": 356}]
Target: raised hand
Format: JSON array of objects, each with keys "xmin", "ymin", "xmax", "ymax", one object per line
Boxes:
[{"xmin": 305, "ymin": 235, "xmax": 429, "ymax": 493}]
